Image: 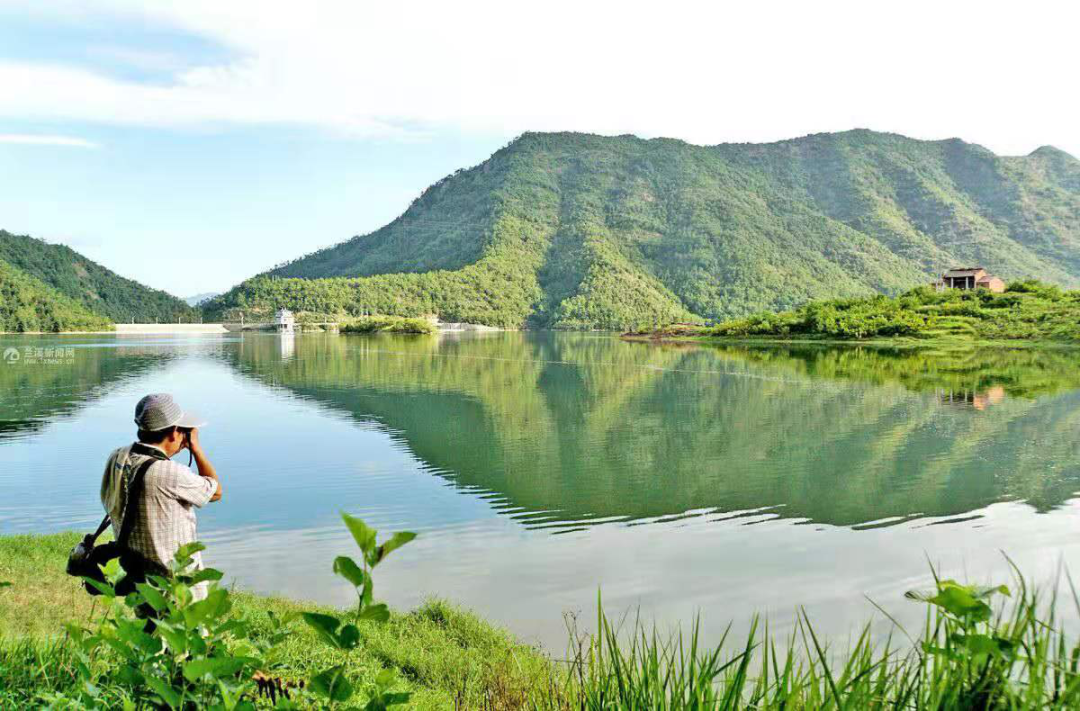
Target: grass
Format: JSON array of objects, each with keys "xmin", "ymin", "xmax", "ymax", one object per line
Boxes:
[
  {"xmin": 0, "ymin": 533, "xmax": 556, "ymax": 709},
  {"xmin": 340, "ymin": 315, "xmax": 438, "ymax": 335},
  {"xmin": 5, "ymin": 534, "xmax": 1080, "ymax": 708}
]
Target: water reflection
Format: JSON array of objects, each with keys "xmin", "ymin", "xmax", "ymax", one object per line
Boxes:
[
  {"xmin": 4, "ymin": 332, "xmax": 1080, "ymax": 650},
  {"xmin": 277, "ymin": 333, "xmax": 296, "ymax": 360},
  {"xmin": 225, "ymin": 334, "xmax": 1080, "ymax": 529},
  {"xmin": 938, "ymin": 385, "xmax": 1007, "ymax": 410},
  {"xmin": 0, "ymin": 337, "xmax": 177, "ymax": 441}
]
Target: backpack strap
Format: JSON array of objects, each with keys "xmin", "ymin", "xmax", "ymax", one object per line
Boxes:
[
  {"xmin": 117, "ymin": 446, "xmax": 169, "ymax": 548},
  {"xmin": 88, "ymin": 514, "xmax": 111, "ymax": 543}
]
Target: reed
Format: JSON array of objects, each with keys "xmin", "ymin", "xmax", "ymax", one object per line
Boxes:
[{"xmin": 556, "ymin": 568, "xmax": 1080, "ymax": 709}]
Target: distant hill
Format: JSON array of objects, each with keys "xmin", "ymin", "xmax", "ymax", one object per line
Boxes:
[
  {"xmin": 203, "ymin": 130, "xmax": 1080, "ymax": 329},
  {"xmin": 183, "ymin": 292, "xmax": 220, "ymax": 307},
  {"xmin": 0, "ymin": 230, "xmax": 193, "ymax": 323}
]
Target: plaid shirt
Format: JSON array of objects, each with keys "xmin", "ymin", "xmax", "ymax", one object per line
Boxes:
[{"xmin": 101, "ymin": 444, "xmax": 218, "ymax": 600}]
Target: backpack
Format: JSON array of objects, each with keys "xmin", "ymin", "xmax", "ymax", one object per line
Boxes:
[{"xmin": 67, "ymin": 448, "xmax": 171, "ymax": 595}]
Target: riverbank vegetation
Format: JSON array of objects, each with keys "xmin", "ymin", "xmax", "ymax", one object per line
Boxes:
[
  {"xmin": 340, "ymin": 315, "xmax": 437, "ymax": 335},
  {"xmin": 639, "ymin": 281, "xmax": 1080, "ymax": 343},
  {"xmin": 4, "ymin": 529, "xmax": 1080, "ymax": 708}
]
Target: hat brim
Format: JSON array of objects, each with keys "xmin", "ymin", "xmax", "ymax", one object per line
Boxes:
[{"xmin": 175, "ymin": 412, "xmax": 207, "ymax": 429}]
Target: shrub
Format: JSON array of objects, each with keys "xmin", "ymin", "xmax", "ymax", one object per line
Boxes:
[
  {"xmin": 340, "ymin": 316, "xmax": 437, "ymax": 335},
  {"xmin": 40, "ymin": 516, "xmax": 416, "ymax": 710}
]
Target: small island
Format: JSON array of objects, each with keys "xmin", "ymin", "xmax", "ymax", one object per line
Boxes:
[{"xmin": 628, "ymin": 278, "xmax": 1080, "ymax": 345}]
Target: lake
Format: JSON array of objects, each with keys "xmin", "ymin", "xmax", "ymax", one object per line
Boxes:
[{"xmin": 2, "ymin": 332, "xmax": 1080, "ymax": 651}]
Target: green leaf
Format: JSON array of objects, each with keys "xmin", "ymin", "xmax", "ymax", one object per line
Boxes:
[
  {"xmin": 906, "ymin": 580, "xmax": 995, "ymax": 623},
  {"xmin": 115, "ymin": 618, "xmax": 162, "ymax": 654},
  {"xmin": 184, "ymin": 588, "xmax": 231, "ymax": 627},
  {"xmin": 81, "ymin": 577, "xmax": 116, "ymax": 597},
  {"xmin": 146, "ymin": 677, "xmax": 182, "ymax": 709},
  {"xmin": 362, "ymin": 573, "xmax": 375, "ymax": 608},
  {"xmin": 153, "ymin": 620, "xmax": 188, "ymax": 655},
  {"xmin": 115, "ymin": 663, "xmax": 144, "ymax": 686},
  {"xmin": 175, "ymin": 541, "xmax": 207, "ymax": 560},
  {"xmin": 101, "ymin": 558, "xmax": 123, "ymax": 584},
  {"xmin": 212, "ymin": 618, "xmax": 248, "ymax": 637},
  {"xmin": 375, "ymin": 531, "xmax": 416, "ymax": 564},
  {"xmin": 338, "ymin": 623, "xmax": 360, "ymax": 649},
  {"xmin": 0, "ymin": 581, "xmax": 11, "ymax": 588},
  {"xmin": 342, "ymin": 513, "xmax": 377, "ymax": 556},
  {"xmin": 102, "ymin": 634, "xmax": 135, "ymax": 660},
  {"xmin": 302, "ymin": 611, "xmax": 343, "ymax": 648},
  {"xmin": 135, "ymin": 582, "xmax": 169, "ymax": 612},
  {"xmin": 183, "ymin": 656, "xmax": 258, "ymax": 682},
  {"xmin": 374, "ymin": 668, "xmax": 395, "ymax": 689},
  {"xmin": 363, "ymin": 689, "xmax": 412, "ymax": 711},
  {"xmin": 146, "ymin": 574, "xmax": 172, "ymax": 588},
  {"xmin": 186, "ymin": 568, "xmax": 225, "ymax": 585},
  {"xmin": 217, "ymin": 677, "xmax": 243, "ymax": 711},
  {"xmin": 333, "ymin": 556, "xmax": 369, "ymax": 589},
  {"xmin": 63, "ymin": 623, "xmax": 86, "ymax": 643},
  {"xmin": 189, "ymin": 633, "xmax": 208, "ymax": 656},
  {"xmin": 951, "ymin": 632, "xmax": 1017, "ymax": 659},
  {"xmin": 358, "ymin": 603, "xmax": 390, "ymax": 623},
  {"xmin": 310, "ymin": 665, "xmax": 354, "ymax": 702}
]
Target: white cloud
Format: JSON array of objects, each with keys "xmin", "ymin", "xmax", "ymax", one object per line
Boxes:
[
  {"xmin": 0, "ymin": 133, "xmax": 98, "ymax": 148},
  {"xmin": 3, "ymin": 0, "xmax": 1080, "ymax": 156}
]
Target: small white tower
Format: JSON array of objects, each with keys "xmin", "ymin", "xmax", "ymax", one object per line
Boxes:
[{"xmin": 274, "ymin": 308, "xmax": 295, "ymax": 334}]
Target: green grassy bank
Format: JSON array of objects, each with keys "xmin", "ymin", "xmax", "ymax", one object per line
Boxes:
[
  {"xmin": 0, "ymin": 533, "xmax": 555, "ymax": 709},
  {"xmin": 632, "ymin": 281, "xmax": 1080, "ymax": 345},
  {"xmin": 5, "ymin": 532, "xmax": 1080, "ymax": 708}
]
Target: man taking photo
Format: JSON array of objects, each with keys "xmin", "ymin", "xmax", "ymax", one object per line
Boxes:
[{"xmin": 100, "ymin": 393, "xmax": 223, "ymax": 600}]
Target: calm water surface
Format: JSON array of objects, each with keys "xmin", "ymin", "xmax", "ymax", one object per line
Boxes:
[{"xmin": 2, "ymin": 332, "xmax": 1080, "ymax": 650}]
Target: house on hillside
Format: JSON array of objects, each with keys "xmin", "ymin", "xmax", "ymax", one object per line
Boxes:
[
  {"xmin": 932, "ymin": 267, "xmax": 1005, "ymax": 293},
  {"xmin": 274, "ymin": 308, "xmax": 295, "ymax": 333}
]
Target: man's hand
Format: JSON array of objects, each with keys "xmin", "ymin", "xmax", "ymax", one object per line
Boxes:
[
  {"xmin": 184, "ymin": 428, "xmax": 222, "ymax": 502},
  {"xmin": 184, "ymin": 427, "xmax": 203, "ymax": 454}
]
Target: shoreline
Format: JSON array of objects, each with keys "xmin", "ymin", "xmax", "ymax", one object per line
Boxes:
[
  {"xmin": 4, "ymin": 530, "xmax": 1079, "ymax": 707},
  {"xmin": 621, "ymin": 332, "xmax": 1080, "ymax": 351},
  {"xmin": 1, "ymin": 325, "xmax": 229, "ymax": 336}
]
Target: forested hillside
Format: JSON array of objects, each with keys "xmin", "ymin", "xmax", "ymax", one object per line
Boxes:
[
  {"xmin": 0, "ymin": 260, "xmax": 112, "ymax": 332},
  {"xmin": 653, "ymin": 280, "xmax": 1080, "ymax": 342},
  {"xmin": 204, "ymin": 131, "xmax": 1080, "ymax": 329},
  {"xmin": 0, "ymin": 231, "xmax": 193, "ymax": 323}
]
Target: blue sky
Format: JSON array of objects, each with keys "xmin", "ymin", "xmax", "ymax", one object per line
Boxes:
[
  {"xmin": 1, "ymin": 1, "xmax": 1077, "ymax": 296},
  {"xmin": 0, "ymin": 120, "xmax": 505, "ymax": 296}
]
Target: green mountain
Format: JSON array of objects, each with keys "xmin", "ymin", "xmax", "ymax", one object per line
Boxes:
[
  {"xmin": 0, "ymin": 260, "xmax": 111, "ymax": 332},
  {"xmin": 204, "ymin": 130, "xmax": 1080, "ymax": 329},
  {"xmin": 0, "ymin": 230, "xmax": 194, "ymax": 323}
]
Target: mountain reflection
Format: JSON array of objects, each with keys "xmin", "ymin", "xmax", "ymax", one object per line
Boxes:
[
  {"xmin": 0, "ymin": 339, "xmax": 175, "ymax": 441},
  {"xmin": 226, "ymin": 334, "xmax": 1080, "ymax": 529}
]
